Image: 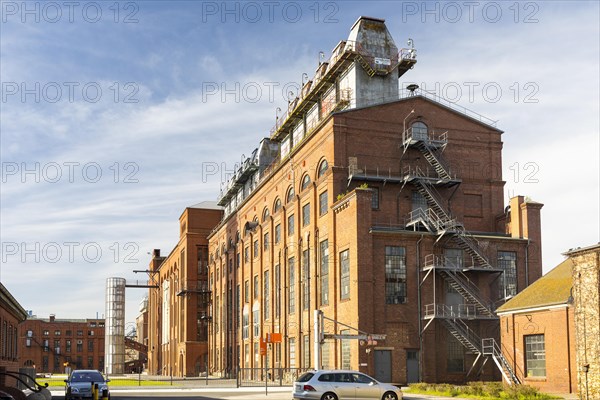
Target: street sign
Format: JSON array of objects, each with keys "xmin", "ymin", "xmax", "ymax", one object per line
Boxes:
[
  {"xmin": 324, "ymin": 334, "xmax": 386, "ymax": 340},
  {"xmin": 260, "ymin": 338, "xmax": 267, "ymax": 356},
  {"xmin": 266, "ymin": 332, "xmax": 282, "ymax": 343}
]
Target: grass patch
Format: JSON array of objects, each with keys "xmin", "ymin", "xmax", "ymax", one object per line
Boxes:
[
  {"xmin": 406, "ymin": 382, "xmax": 562, "ymax": 400},
  {"xmin": 37, "ymin": 377, "xmax": 171, "ymax": 387}
]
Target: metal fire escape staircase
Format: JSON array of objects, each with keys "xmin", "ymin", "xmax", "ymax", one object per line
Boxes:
[{"xmin": 403, "ymin": 126, "xmax": 520, "ymax": 384}]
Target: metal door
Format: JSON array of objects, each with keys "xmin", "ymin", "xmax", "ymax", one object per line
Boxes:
[
  {"xmin": 374, "ymin": 350, "xmax": 392, "ymax": 383},
  {"xmin": 406, "ymin": 350, "xmax": 420, "ymax": 383}
]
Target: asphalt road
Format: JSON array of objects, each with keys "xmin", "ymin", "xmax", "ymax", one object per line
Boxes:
[{"xmin": 49, "ymin": 390, "xmax": 459, "ymax": 400}]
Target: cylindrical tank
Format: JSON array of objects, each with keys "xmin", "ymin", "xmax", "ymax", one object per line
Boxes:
[{"xmin": 104, "ymin": 277, "xmax": 126, "ymax": 374}]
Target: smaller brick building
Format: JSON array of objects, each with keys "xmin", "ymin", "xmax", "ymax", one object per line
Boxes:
[
  {"xmin": 19, "ymin": 315, "xmax": 105, "ymax": 373},
  {"xmin": 0, "ymin": 282, "xmax": 28, "ymax": 387},
  {"xmin": 497, "ymin": 259, "xmax": 576, "ymax": 394}
]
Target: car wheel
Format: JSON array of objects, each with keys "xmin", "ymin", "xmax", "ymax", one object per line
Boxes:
[
  {"xmin": 321, "ymin": 393, "xmax": 338, "ymax": 400},
  {"xmin": 382, "ymin": 391, "xmax": 398, "ymax": 400}
]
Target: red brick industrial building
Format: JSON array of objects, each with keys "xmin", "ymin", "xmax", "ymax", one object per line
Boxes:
[
  {"xmin": 18, "ymin": 315, "xmax": 105, "ymax": 373},
  {"xmin": 0, "ymin": 282, "xmax": 28, "ymax": 388},
  {"xmin": 204, "ymin": 17, "xmax": 543, "ymax": 384},
  {"xmin": 144, "ymin": 16, "xmax": 544, "ymax": 384},
  {"xmin": 146, "ymin": 202, "xmax": 222, "ymax": 376}
]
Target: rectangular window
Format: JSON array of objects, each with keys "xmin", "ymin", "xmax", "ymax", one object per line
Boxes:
[
  {"xmin": 302, "ymin": 203, "xmax": 310, "ymax": 226},
  {"xmin": 321, "ymin": 341, "xmax": 330, "ymax": 369},
  {"xmin": 498, "ymin": 251, "xmax": 517, "ymax": 298},
  {"xmin": 319, "ymin": 191, "xmax": 328, "ymax": 216},
  {"xmin": 88, "ymin": 340, "xmax": 94, "ymax": 352},
  {"xmin": 236, "ymin": 284, "xmax": 240, "ymax": 328},
  {"xmin": 302, "ymin": 249, "xmax": 310, "ymax": 310},
  {"xmin": 244, "ymin": 280, "xmax": 249, "ymax": 303},
  {"xmin": 66, "ymin": 340, "xmax": 71, "ymax": 352},
  {"xmin": 288, "ymin": 214, "xmax": 295, "ymax": 236},
  {"xmin": 253, "ymin": 275, "xmax": 259, "ymax": 299},
  {"xmin": 253, "ymin": 308, "xmax": 260, "ymax": 337},
  {"xmin": 88, "ymin": 356, "xmax": 94, "ymax": 369},
  {"xmin": 385, "ymin": 246, "xmax": 407, "ymax": 304},
  {"xmin": 264, "ymin": 232, "xmax": 270, "ymax": 251},
  {"xmin": 253, "ymin": 240, "xmax": 259, "ymax": 258},
  {"xmin": 289, "ymin": 338, "xmax": 296, "ymax": 368},
  {"xmin": 77, "ymin": 330, "xmax": 83, "ymax": 336},
  {"xmin": 275, "ymin": 264, "xmax": 281, "ymax": 317},
  {"xmin": 54, "ymin": 330, "xmax": 61, "ymax": 336},
  {"xmin": 341, "ymin": 329, "xmax": 351, "ymax": 369},
  {"xmin": 43, "ymin": 330, "xmax": 49, "ymax": 336},
  {"xmin": 303, "ymin": 335, "xmax": 310, "ymax": 368},
  {"xmin": 289, "ymin": 257, "xmax": 296, "ymax": 314},
  {"xmin": 264, "ymin": 270, "xmax": 270, "ymax": 320},
  {"xmin": 340, "ymin": 250, "xmax": 350, "ymax": 300},
  {"xmin": 244, "ymin": 247, "xmax": 249, "ymax": 263},
  {"xmin": 320, "ymin": 240, "xmax": 329, "ymax": 306},
  {"xmin": 242, "ymin": 313, "xmax": 249, "ymax": 339},
  {"xmin": 76, "ymin": 341, "xmax": 83, "ymax": 352},
  {"xmin": 197, "ymin": 246, "xmax": 208, "ymax": 275},
  {"xmin": 244, "ymin": 344, "xmax": 249, "ymax": 367},
  {"xmin": 254, "ymin": 342, "xmax": 259, "ymax": 364},
  {"xmin": 275, "ymin": 224, "xmax": 281, "ymax": 244},
  {"xmin": 447, "ymin": 334, "xmax": 465, "ymax": 372},
  {"xmin": 525, "ymin": 334, "xmax": 546, "ymax": 377},
  {"xmin": 371, "ymin": 187, "xmax": 379, "ymax": 209}
]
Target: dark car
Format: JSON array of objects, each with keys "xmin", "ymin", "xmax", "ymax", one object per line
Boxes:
[
  {"xmin": 0, "ymin": 390, "xmax": 15, "ymax": 400},
  {"xmin": 64, "ymin": 369, "xmax": 110, "ymax": 400}
]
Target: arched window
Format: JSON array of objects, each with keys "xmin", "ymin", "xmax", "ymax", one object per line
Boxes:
[
  {"xmin": 411, "ymin": 121, "xmax": 428, "ymax": 140},
  {"xmin": 286, "ymin": 187, "xmax": 295, "ymax": 203},
  {"xmin": 262, "ymin": 207, "xmax": 270, "ymax": 222},
  {"xmin": 273, "ymin": 198, "xmax": 282, "ymax": 213},
  {"xmin": 318, "ymin": 159, "xmax": 328, "ymax": 178},
  {"xmin": 301, "ymin": 174, "xmax": 311, "ymax": 191}
]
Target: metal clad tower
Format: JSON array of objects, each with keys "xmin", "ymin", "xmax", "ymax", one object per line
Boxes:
[{"xmin": 105, "ymin": 277, "xmax": 126, "ymax": 374}]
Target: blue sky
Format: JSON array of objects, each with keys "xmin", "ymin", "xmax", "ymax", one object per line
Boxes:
[{"xmin": 1, "ymin": 1, "xmax": 599, "ymax": 324}]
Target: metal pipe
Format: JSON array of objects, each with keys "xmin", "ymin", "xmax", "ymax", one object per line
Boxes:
[
  {"xmin": 416, "ymin": 234, "xmax": 424, "ymax": 382},
  {"xmin": 525, "ymin": 239, "xmax": 530, "ymax": 287}
]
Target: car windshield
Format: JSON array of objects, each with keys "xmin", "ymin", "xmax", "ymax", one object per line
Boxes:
[{"xmin": 70, "ymin": 372, "xmax": 105, "ymax": 383}]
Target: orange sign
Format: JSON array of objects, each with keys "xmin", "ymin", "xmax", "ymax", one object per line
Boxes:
[
  {"xmin": 260, "ymin": 337, "xmax": 267, "ymax": 356},
  {"xmin": 266, "ymin": 333, "xmax": 282, "ymax": 343}
]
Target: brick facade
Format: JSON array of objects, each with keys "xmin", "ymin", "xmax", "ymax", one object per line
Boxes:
[
  {"xmin": 567, "ymin": 245, "xmax": 600, "ymax": 400},
  {"xmin": 19, "ymin": 315, "xmax": 105, "ymax": 373},
  {"xmin": 146, "ymin": 203, "xmax": 223, "ymax": 377},
  {"xmin": 0, "ymin": 283, "xmax": 27, "ymax": 387},
  {"xmin": 146, "ymin": 17, "xmax": 544, "ymax": 385},
  {"xmin": 206, "ymin": 95, "xmax": 543, "ymax": 384}
]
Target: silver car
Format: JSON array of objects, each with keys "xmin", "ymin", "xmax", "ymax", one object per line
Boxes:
[
  {"xmin": 64, "ymin": 369, "xmax": 110, "ymax": 400},
  {"xmin": 293, "ymin": 370, "xmax": 403, "ymax": 400}
]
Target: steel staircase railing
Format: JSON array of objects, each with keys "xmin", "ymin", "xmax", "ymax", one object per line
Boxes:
[
  {"xmin": 425, "ymin": 255, "xmax": 495, "ymax": 317},
  {"xmin": 482, "ymin": 338, "xmax": 521, "ymax": 385},
  {"xmin": 416, "ymin": 142, "xmax": 452, "ymax": 180}
]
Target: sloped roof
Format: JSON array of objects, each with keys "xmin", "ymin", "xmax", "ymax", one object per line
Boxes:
[
  {"xmin": 496, "ymin": 258, "xmax": 574, "ymax": 314},
  {"xmin": 188, "ymin": 201, "xmax": 222, "ymax": 210}
]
